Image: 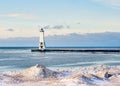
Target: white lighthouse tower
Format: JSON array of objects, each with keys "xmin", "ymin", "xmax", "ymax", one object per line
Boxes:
[{"xmin": 39, "ymin": 28, "xmax": 46, "ymax": 50}]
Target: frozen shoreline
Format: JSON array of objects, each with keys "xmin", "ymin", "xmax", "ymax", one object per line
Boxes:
[{"xmin": 0, "ymin": 64, "xmax": 120, "ymax": 86}]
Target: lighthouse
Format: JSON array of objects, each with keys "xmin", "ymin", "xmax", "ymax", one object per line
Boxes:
[{"xmin": 39, "ymin": 28, "xmax": 46, "ymax": 50}]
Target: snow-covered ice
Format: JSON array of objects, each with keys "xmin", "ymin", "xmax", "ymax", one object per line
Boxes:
[{"xmin": 0, "ymin": 64, "xmax": 120, "ymax": 86}]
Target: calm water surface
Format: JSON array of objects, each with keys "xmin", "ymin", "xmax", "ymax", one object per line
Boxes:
[{"xmin": 0, "ymin": 47, "xmax": 120, "ymax": 72}]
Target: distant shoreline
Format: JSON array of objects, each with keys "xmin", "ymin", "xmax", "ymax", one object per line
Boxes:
[{"xmin": 0, "ymin": 46, "xmax": 120, "ymax": 49}]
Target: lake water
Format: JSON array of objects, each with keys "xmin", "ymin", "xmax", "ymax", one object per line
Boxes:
[{"xmin": 0, "ymin": 47, "xmax": 120, "ymax": 72}]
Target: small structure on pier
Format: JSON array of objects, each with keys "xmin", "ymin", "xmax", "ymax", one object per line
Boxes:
[
  {"xmin": 31, "ymin": 29, "xmax": 120, "ymax": 53},
  {"xmin": 39, "ymin": 28, "xmax": 46, "ymax": 50}
]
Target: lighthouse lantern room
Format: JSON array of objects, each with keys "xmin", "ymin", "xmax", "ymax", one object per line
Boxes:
[{"xmin": 39, "ymin": 28, "xmax": 46, "ymax": 50}]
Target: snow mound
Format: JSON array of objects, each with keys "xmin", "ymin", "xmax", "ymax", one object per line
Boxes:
[{"xmin": 0, "ymin": 65, "xmax": 120, "ymax": 86}]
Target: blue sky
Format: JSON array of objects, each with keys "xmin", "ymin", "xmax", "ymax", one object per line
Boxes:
[{"xmin": 0, "ymin": 0, "xmax": 120, "ymax": 46}]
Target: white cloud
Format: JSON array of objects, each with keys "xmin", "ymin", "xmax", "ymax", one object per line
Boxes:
[
  {"xmin": 92, "ymin": 0, "xmax": 120, "ymax": 9},
  {"xmin": 0, "ymin": 29, "xmax": 39, "ymax": 39},
  {"xmin": 43, "ymin": 25, "xmax": 70, "ymax": 29},
  {"xmin": 0, "ymin": 13, "xmax": 37, "ymax": 19},
  {"xmin": 6, "ymin": 28, "xmax": 14, "ymax": 32},
  {"xmin": 0, "ymin": 32, "xmax": 120, "ymax": 47}
]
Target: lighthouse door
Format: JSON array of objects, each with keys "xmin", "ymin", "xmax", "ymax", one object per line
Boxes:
[{"xmin": 40, "ymin": 42, "xmax": 43, "ymax": 49}]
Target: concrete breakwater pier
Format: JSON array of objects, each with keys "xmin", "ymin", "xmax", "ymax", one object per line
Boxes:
[{"xmin": 31, "ymin": 48, "xmax": 120, "ymax": 53}]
